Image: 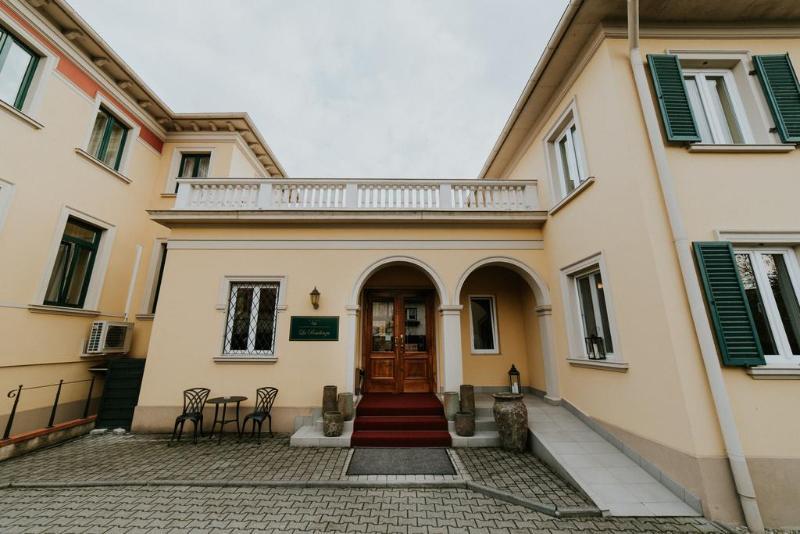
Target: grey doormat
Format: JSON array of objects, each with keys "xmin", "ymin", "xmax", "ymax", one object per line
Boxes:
[{"xmin": 347, "ymin": 448, "xmax": 455, "ymax": 475}]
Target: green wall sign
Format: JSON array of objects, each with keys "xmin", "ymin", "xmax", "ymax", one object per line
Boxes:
[{"xmin": 289, "ymin": 316, "xmax": 339, "ymax": 341}]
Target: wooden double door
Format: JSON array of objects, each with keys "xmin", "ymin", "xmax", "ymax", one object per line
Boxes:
[{"xmin": 363, "ymin": 290, "xmax": 436, "ymax": 393}]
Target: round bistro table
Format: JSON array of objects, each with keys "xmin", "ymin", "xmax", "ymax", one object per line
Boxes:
[{"xmin": 207, "ymin": 395, "xmax": 247, "ymax": 443}]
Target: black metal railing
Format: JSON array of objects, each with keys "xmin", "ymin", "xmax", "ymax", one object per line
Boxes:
[{"xmin": 3, "ymin": 377, "xmax": 96, "ymax": 440}]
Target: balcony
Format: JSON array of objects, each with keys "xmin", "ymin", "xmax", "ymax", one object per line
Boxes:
[{"xmin": 150, "ymin": 178, "xmax": 544, "ymax": 225}]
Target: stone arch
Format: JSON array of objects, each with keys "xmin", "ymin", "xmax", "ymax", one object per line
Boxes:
[
  {"xmin": 348, "ymin": 255, "xmax": 449, "ymax": 307},
  {"xmin": 454, "ymin": 256, "xmax": 560, "ymax": 402},
  {"xmin": 453, "ymin": 256, "xmax": 550, "ymax": 307},
  {"xmin": 344, "ymin": 255, "xmax": 449, "ymax": 393}
]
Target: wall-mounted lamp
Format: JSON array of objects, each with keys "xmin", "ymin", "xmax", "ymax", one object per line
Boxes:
[{"xmin": 310, "ymin": 287, "xmax": 320, "ymax": 309}]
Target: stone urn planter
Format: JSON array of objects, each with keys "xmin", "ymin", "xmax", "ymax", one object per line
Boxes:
[
  {"xmin": 322, "ymin": 385, "xmax": 338, "ymax": 414},
  {"xmin": 455, "ymin": 411, "xmax": 475, "ymax": 437},
  {"xmin": 323, "ymin": 411, "xmax": 344, "ymax": 437},
  {"xmin": 337, "ymin": 392, "xmax": 354, "ymax": 421},
  {"xmin": 459, "ymin": 385, "xmax": 475, "ymax": 414},
  {"xmin": 443, "ymin": 391, "xmax": 459, "ymax": 421},
  {"xmin": 492, "ymin": 393, "xmax": 528, "ymax": 451}
]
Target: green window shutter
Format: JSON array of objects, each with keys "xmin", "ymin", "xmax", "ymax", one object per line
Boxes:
[
  {"xmin": 647, "ymin": 54, "xmax": 701, "ymax": 143},
  {"xmin": 753, "ymin": 54, "xmax": 800, "ymax": 143},
  {"xmin": 693, "ymin": 242, "xmax": 766, "ymax": 367}
]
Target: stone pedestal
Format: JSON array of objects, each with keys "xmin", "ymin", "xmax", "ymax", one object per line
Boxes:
[
  {"xmin": 322, "ymin": 385, "xmax": 338, "ymax": 414},
  {"xmin": 323, "ymin": 411, "xmax": 344, "ymax": 437},
  {"xmin": 338, "ymin": 393, "xmax": 354, "ymax": 421},
  {"xmin": 455, "ymin": 411, "xmax": 475, "ymax": 437},
  {"xmin": 443, "ymin": 392, "xmax": 459, "ymax": 421},
  {"xmin": 459, "ymin": 385, "xmax": 475, "ymax": 414},
  {"xmin": 492, "ymin": 393, "xmax": 528, "ymax": 451}
]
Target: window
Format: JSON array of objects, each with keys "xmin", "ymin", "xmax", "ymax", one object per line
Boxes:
[
  {"xmin": 150, "ymin": 243, "xmax": 168, "ymax": 314},
  {"xmin": 87, "ymin": 107, "xmax": 129, "ymax": 171},
  {"xmin": 469, "ymin": 295, "xmax": 498, "ymax": 353},
  {"xmin": 575, "ymin": 269, "xmax": 614, "ymax": 359},
  {"xmin": 546, "ymin": 102, "xmax": 589, "ymax": 202},
  {"xmin": 175, "ymin": 153, "xmax": 210, "ymax": 192},
  {"xmin": 684, "ymin": 69, "xmax": 752, "ymax": 144},
  {"xmin": 223, "ymin": 281, "xmax": 279, "ymax": 356},
  {"xmin": 44, "ymin": 217, "xmax": 102, "ymax": 308},
  {"xmin": 0, "ymin": 27, "xmax": 38, "ymax": 111},
  {"xmin": 554, "ymin": 122, "xmax": 587, "ymax": 197},
  {"xmin": 734, "ymin": 249, "xmax": 800, "ymax": 363}
]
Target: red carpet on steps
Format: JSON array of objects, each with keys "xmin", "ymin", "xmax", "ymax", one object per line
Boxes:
[{"xmin": 352, "ymin": 393, "xmax": 452, "ymax": 447}]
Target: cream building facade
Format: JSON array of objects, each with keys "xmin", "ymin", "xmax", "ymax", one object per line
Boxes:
[{"xmin": 0, "ymin": 0, "xmax": 799, "ymax": 530}]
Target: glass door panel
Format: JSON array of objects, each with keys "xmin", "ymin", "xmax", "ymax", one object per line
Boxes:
[{"xmin": 371, "ymin": 300, "xmax": 394, "ymax": 352}]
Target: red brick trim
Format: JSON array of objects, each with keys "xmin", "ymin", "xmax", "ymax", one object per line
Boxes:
[
  {"xmin": 0, "ymin": 1, "xmax": 163, "ymax": 152},
  {"xmin": 0, "ymin": 415, "xmax": 96, "ymax": 447}
]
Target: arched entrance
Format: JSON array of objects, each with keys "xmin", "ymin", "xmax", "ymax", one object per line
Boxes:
[
  {"xmin": 454, "ymin": 256, "xmax": 559, "ymax": 402},
  {"xmin": 347, "ymin": 256, "xmax": 448, "ymax": 394}
]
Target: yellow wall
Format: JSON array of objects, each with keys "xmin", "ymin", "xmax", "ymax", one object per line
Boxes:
[
  {"xmin": 135, "ymin": 224, "xmax": 550, "ymax": 430},
  {"xmin": 459, "ymin": 266, "xmax": 541, "ymax": 388},
  {"xmin": 501, "ymin": 33, "xmax": 800, "ymax": 525}
]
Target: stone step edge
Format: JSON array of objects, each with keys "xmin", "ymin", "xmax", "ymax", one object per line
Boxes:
[{"xmin": 1, "ymin": 479, "xmax": 603, "ymax": 518}]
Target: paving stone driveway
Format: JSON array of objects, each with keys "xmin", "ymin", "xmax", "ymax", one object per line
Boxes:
[
  {"xmin": 0, "ymin": 486, "xmax": 724, "ymax": 533},
  {"xmin": 0, "ymin": 433, "xmax": 727, "ymax": 532}
]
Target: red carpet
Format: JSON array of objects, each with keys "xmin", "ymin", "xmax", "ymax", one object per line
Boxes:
[{"xmin": 351, "ymin": 394, "xmax": 451, "ymax": 447}]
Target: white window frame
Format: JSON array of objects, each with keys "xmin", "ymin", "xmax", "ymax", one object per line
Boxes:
[
  {"xmin": 164, "ymin": 146, "xmax": 216, "ymax": 195},
  {"xmin": 683, "ymin": 68, "xmax": 754, "ymax": 145},
  {"xmin": 560, "ymin": 252, "xmax": 623, "ymax": 363},
  {"xmin": 216, "ymin": 275, "xmax": 287, "ymax": 360},
  {"xmin": 34, "ymin": 206, "xmax": 116, "ymax": 311},
  {"xmin": 670, "ymin": 50, "xmax": 786, "ymax": 146},
  {"xmin": 0, "ymin": 10, "xmax": 58, "ymax": 123},
  {"xmin": 137, "ymin": 238, "xmax": 168, "ymax": 317},
  {"xmin": 734, "ymin": 247, "xmax": 800, "ymax": 365},
  {"xmin": 80, "ymin": 94, "xmax": 140, "ymax": 177},
  {"xmin": 468, "ymin": 294, "xmax": 499, "ymax": 355},
  {"xmin": 544, "ymin": 99, "xmax": 590, "ymax": 204},
  {"xmin": 0, "ymin": 177, "xmax": 15, "ymax": 234}
]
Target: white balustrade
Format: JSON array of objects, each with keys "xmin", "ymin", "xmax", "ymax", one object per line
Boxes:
[{"xmin": 175, "ymin": 179, "xmax": 539, "ymax": 212}]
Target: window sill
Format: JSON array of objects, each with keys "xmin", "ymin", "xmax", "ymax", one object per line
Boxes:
[
  {"xmin": 567, "ymin": 357, "xmax": 629, "ymax": 372},
  {"xmin": 74, "ymin": 148, "xmax": 132, "ymax": 184},
  {"xmin": 746, "ymin": 365, "xmax": 800, "ymax": 380},
  {"xmin": 214, "ymin": 356, "xmax": 278, "ymax": 363},
  {"xmin": 135, "ymin": 314, "xmax": 155, "ymax": 321},
  {"xmin": 28, "ymin": 304, "xmax": 100, "ymax": 317},
  {"xmin": 549, "ymin": 177, "xmax": 595, "ymax": 216},
  {"xmin": 0, "ymin": 99, "xmax": 43, "ymax": 129},
  {"xmin": 687, "ymin": 144, "xmax": 795, "ymax": 153}
]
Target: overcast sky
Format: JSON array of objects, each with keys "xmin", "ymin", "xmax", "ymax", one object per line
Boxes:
[{"xmin": 68, "ymin": 0, "xmax": 567, "ymax": 178}]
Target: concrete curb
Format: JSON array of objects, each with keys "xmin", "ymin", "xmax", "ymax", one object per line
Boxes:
[
  {"xmin": 1, "ymin": 478, "xmax": 603, "ymax": 518},
  {"xmin": 1, "ymin": 479, "xmax": 468, "ymax": 489},
  {"xmin": 466, "ymin": 482, "xmax": 602, "ymax": 518}
]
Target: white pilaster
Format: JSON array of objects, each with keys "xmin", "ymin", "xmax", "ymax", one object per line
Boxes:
[
  {"xmin": 439, "ymin": 304, "xmax": 464, "ymax": 392},
  {"xmin": 536, "ymin": 305, "xmax": 561, "ymax": 403},
  {"xmin": 344, "ymin": 304, "xmax": 360, "ymax": 393}
]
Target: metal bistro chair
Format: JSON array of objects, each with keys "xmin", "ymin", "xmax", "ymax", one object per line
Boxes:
[
  {"xmin": 240, "ymin": 387, "xmax": 278, "ymax": 443},
  {"xmin": 170, "ymin": 387, "xmax": 210, "ymax": 444}
]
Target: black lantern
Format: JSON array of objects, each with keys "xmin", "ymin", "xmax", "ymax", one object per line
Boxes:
[
  {"xmin": 508, "ymin": 364, "xmax": 521, "ymax": 394},
  {"xmin": 584, "ymin": 334, "xmax": 606, "ymax": 360},
  {"xmin": 310, "ymin": 287, "xmax": 320, "ymax": 309}
]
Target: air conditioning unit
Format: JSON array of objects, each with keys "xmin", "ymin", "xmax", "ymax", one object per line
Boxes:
[{"xmin": 85, "ymin": 321, "xmax": 133, "ymax": 355}]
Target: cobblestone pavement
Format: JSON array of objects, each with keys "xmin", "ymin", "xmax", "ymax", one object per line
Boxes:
[
  {"xmin": 0, "ymin": 433, "xmax": 585, "ymax": 510},
  {"xmin": 0, "ymin": 434, "xmax": 350, "ymax": 482},
  {"xmin": 0, "ymin": 486, "xmax": 725, "ymax": 533},
  {"xmin": 455, "ymin": 448, "xmax": 590, "ymax": 510},
  {"xmin": 0, "ymin": 434, "xmax": 731, "ymax": 532}
]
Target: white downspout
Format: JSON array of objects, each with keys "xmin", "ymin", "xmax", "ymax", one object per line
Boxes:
[{"xmin": 625, "ymin": 1, "xmax": 764, "ymax": 531}]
